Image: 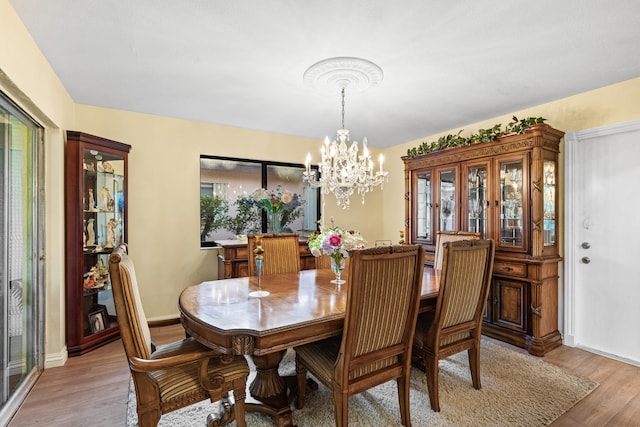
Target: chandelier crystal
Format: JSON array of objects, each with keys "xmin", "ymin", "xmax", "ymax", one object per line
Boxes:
[{"xmin": 302, "ymin": 57, "xmax": 388, "ymax": 210}]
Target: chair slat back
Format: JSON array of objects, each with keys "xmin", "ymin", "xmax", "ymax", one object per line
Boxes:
[
  {"xmin": 109, "ymin": 243, "xmax": 153, "ymax": 360},
  {"xmin": 247, "ymin": 233, "xmax": 300, "ymax": 276},
  {"xmin": 433, "ymin": 231, "xmax": 480, "ymax": 270},
  {"xmin": 338, "ymin": 245, "xmax": 424, "ymax": 382},
  {"xmin": 434, "ymin": 239, "xmax": 494, "ymax": 344}
]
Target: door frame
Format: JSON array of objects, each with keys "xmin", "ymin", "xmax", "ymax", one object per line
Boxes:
[{"xmin": 564, "ymin": 119, "xmax": 640, "ymax": 366}]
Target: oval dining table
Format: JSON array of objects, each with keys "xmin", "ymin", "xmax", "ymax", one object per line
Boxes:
[{"xmin": 179, "ymin": 267, "xmax": 439, "ymax": 427}]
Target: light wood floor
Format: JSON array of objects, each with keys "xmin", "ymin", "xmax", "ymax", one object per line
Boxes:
[{"xmin": 7, "ymin": 325, "xmax": 640, "ymax": 426}]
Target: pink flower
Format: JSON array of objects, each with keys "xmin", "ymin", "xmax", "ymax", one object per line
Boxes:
[{"xmin": 328, "ymin": 233, "xmax": 342, "ymax": 247}]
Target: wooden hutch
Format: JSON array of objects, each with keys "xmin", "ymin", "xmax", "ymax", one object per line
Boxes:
[{"xmin": 403, "ymin": 124, "xmax": 564, "ymax": 356}]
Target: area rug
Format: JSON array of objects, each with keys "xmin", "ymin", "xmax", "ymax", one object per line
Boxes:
[{"xmin": 126, "ymin": 340, "xmax": 597, "ymax": 426}]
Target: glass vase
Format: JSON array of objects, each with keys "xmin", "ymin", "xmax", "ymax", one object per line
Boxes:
[
  {"xmin": 266, "ymin": 210, "xmax": 284, "ymax": 233},
  {"xmin": 330, "ymin": 254, "xmax": 346, "ymax": 285}
]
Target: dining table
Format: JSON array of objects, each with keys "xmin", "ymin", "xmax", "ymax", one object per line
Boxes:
[{"xmin": 179, "ymin": 266, "xmax": 439, "ymax": 427}]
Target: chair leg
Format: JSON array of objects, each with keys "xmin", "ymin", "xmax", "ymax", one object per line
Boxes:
[
  {"xmin": 468, "ymin": 345, "xmax": 481, "ymax": 390},
  {"xmin": 332, "ymin": 388, "xmax": 349, "ymax": 427},
  {"xmin": 295, "ymin": 357, "xmax": 307, "ymax": 409},
  {"xmin": 233, "ymin": 378, "xmax": 247, "ymax": 427},
  {"xmin": 425, "ymin": 354, "xmax": 440, "ymax": 412},
  {"xmin": 137, "ymin": 407, "xmax": 161, "ymax": 427},
  {"xmin": 397, "ymin": 372, "xmax": 412, "ymax": 426}
]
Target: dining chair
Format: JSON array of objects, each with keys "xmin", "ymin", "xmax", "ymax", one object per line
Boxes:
[
  {"xmin": 412, "ymin": 239, "xmax": 495, "ymax": 412},
  {"xmin": 108, "ymin": 243, "xmax": 249, "ymax": 427},
  {"xmin": 433, "ymin": 230, "xmax": 480, "ymax": 270},
  {"xmin": 247, "ymin": 232, "xmax": 300, "ymax": 276},
  {"xmin": 294, "ymin": 244, "xmax": 425, "ymax": 427}
]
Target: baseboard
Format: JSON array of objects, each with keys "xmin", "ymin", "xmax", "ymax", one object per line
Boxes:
[
  {"xmin": 575, "ymin": 344, "xmax": 640, "ymax": 367},
  {"xmin": 45, "ymin": 346, "xmax": 68, "ymax": 368},
  {"xmin": 563, "ymin": 334, "xmax": 575, "ymax": 347}
]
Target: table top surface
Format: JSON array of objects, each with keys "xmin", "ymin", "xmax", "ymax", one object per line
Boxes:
[{"xmin": 179, "ymin": 267, "xmax": 439, "ymax": 337}]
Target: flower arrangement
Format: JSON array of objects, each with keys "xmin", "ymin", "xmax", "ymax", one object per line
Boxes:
[
  {"xmin": 308, "ymin": 225, "xmax": 367, "ymax": 260},
  {"xmin": 242, "ymin": 186, "xmax": 305, "ymax": 232}
]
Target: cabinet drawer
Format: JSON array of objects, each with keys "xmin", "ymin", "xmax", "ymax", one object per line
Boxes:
[{"xmin": 493, "ymin": 261, "xmax": 527, "ymax": 277}]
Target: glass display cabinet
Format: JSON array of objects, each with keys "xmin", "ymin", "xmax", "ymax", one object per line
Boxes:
[
  {"xmin": 403, "ymin": 124, "xmax": 564, "ymax": 356},
  {"xmin": 65, "ymin": 131, "xmax": 130, "ymax": 356}
]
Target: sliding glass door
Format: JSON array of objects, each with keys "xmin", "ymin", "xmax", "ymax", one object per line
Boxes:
[{"xmin": 0, "ymin": 92, "xmax": 44, "ymax": 422}]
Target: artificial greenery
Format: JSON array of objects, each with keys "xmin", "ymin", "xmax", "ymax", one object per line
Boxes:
[
  {"xmin": 200, "ymin": 195, "xmax": 229, "ymax": 241},
  {"xmin": 406, "ymin": 116, "xmax": 546, "ymax": 159}
]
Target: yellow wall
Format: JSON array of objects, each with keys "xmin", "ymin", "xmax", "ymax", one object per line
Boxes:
[
  {"xmin": 1, "ymin": 0, "xmax": 76, "ymax": 363},
  {"xmin": 3, "ymin": 0, "xmax": 640, "ymax": 363},
  {"xmin": 380, "ymin": 77, "xmax": 640, "ymax": 245},
  {"xmin": 75, "ymin": 105, "xmax": 385, "ymax": 321}
]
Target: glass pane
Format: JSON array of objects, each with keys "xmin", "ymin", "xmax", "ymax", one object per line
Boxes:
[
  {"xmin": 440, "ymin": 169, "xmax": 456, "ymax": 232},
  {"xmin": 200, "ymin": 157, "xmax": 320, "ymax": 245},
  {"xmin": 266, "ymin": 165, "xmax": 317, "ymax": 234},
  {"xmin": 82, "ymin": 149, "xmax": 124, "ymax": 336},
  {"xmin": 416, "ymin": 172, "xmax": 432, "ymax": 240},
  {"xmin": 200, "ymin": 158, "xmax": 261, "ymax": 243},
  {"xmin": 499, "ymin": 160, "xmax": 524, "ymax": 247},
  {"xmin": 543, "ymin": 160, "xmax": 556, "ymax": 246},
  {"xmin": 0, "ymin": 98, "xmax": 42, "ymax": 414},
  {"xmin": 468, "ymin": 166, "xmax": 488, "ymax": 238}
]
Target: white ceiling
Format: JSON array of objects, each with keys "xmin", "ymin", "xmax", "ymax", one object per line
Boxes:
[{"xmin": 9, "ymin": 0, "xmax": 640, "ymax": 148}]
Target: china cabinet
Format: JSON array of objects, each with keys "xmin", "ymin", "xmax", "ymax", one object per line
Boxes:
[
  {"xmin": 65, "ymin": 131, "xmax": 130, "ymax": 356},
  {"xmin": 403, "ymin": 124, "xmax": 563, "ymax": 355}
]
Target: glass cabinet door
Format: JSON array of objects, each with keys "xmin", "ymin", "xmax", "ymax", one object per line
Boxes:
[
  {"xmin": 497, "ymin": 156, "xmax": 526, "ymax": 250},
  {"xmin": 439, "ymin": 168, "xmax": 456, "ymax": 232},
  {"xmin": 82, "ymin": 148, "xmax": 125, "ymax": 338},
  {"xmin": 414, "ymin": 171, "xmax": 433, "ymax": 243},
  {"xmin": 466, "ymin": 164, "xmax": 489, "ymax": 238},
  {"xmin": 543, "ymin": 160, "xmax": 556, "ymax": 246}
]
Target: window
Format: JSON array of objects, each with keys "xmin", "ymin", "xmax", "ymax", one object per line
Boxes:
[
  {"xmin": 200, "ymin": 156, "xmax": 320, "ymax": 247},
  {"xmin": 0, "ymin": 90, "xmax": 44, "ymax": 420}
]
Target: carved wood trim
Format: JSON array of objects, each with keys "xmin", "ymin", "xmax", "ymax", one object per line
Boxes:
[{"xmin": 232, "ymin": 335, "xmax": 254, "ymax": 355}]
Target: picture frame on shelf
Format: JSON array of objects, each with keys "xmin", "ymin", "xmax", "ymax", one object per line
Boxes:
[{"xmin": 88, "ymin": 306, "xmax": 109, "ymax": 333}]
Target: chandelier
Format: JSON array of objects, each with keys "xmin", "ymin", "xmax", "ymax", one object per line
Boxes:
[{"xmin": 302, "ymin": 57, "xmax": 388, "ymax": 210}]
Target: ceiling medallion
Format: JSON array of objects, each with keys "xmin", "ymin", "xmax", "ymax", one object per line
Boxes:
[{"xmin": 303, "ymin": 57, "xmax": 384, "ymax": 93}]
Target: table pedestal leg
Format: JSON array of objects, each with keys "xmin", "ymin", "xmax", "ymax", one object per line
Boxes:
[{"xmin": 246, "ymin": 350, "xmax": 296, "ymax": 427}]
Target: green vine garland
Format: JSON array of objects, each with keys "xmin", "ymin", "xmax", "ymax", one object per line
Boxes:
[{"xmin": 406, "ymin": 116, "xmax": 546, "ymax": 159}]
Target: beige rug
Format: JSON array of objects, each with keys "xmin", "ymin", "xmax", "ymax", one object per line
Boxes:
[{"xmin": 126, "ymin": 340, "xmax": 597, "ymax": 426}]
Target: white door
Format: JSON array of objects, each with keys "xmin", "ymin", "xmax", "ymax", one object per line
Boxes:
[{"xmin": 565, "ymin": 120, "xmax": 640, "ymax": 366}]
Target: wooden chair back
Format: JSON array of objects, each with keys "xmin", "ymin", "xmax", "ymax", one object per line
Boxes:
[
  {"xmin": 247, "ymin": 233, "xmax": 300, "ymax": 276},
  {"xmin": 340, "ymin": 245, "xmax": 425, "ymax": 389},
  {"xmin": 433, "ymin": 230, "xmax": 480, "ymax": 270},
  {"xmin": 109, "ymin": 243, "xmax": 153, "ymax": 360},
  {"xmin": 414, "ymin": 239, "xmax": 495, "ymax": 412}
]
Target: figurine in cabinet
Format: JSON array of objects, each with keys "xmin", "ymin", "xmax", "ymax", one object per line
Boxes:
[
  {"xmin": 86, "ymin": 218, "xmax": 96, "ymax": 247},
  {"xmin": 88, "ymin": 188, "xmax": 97, "ymax": 212},
  {"xmin": 105, "ymin": 218, "xmax": 117, "ymax": 248},
  {"xmin": 100, "ymin": 186, "xmax": 114, "ymax": 211}
]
